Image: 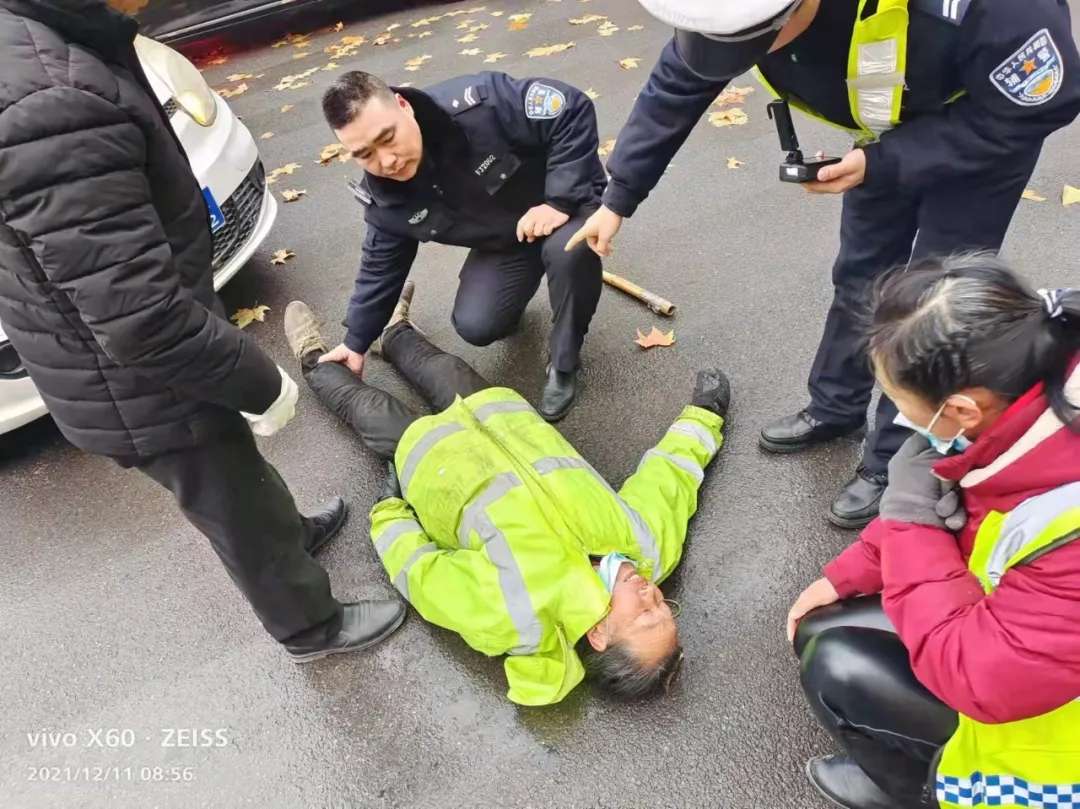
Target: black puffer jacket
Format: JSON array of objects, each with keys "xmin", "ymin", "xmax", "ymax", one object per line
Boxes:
[{"xmin": 0, "ymin": 0, "xmax": 280, "ymax": 459}]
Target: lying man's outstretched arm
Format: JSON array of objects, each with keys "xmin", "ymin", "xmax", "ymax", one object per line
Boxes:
[{"xmin": 618, "ymin": 370, "xmax": 729, "ymax": 582}]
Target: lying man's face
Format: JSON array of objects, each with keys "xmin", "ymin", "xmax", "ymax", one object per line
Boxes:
[
  {"xmin": 589, "ymin": 562, "xmax": 679, "ymax": 664},
  {"xmin": 337, "ymin": 93, "xmax": 424, "ymax": 182}
]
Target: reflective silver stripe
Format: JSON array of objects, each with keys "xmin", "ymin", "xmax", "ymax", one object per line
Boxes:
[
  {"xmin": 669, "ymin": 421, "xmax": 718, "ymax": 455},
  {"xmin": 399, "ymin": 423, "xmax": 464, "ymax": 494},
  {"xmin": 986, "ymin": 481, "xmax": 1080, "ymax": 587},
  {"xmin": 532, "ymin": 455, "xmax": 662, "ymax": 574},
  {"xmin": 473, "ymin": 400, "xmax": 533, "ymax": 422},
  {"xmin": 640, "ymin": 448, "xmax": 704, "ymax": 484},
  {"xmin": 374, "ymin": 519, "xmax": 424, "ymax": 558},
  {"xmin": 392, "ymin": 542, "xmax": 438, "ymax": 601},
  {"xmin": 458, "ymin": 472, "xmax": 522, "ymax": 548}
]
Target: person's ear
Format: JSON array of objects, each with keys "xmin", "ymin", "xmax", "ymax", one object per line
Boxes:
[
  {"xmin": 944, "ymin": 394, "xmax": 983, "ymax": 432},
  {"xmin": 396, "ymin": 93, "xmax": 414, "ymax": 117},
  {"xmin": 586, "ymin": 621, "xmax": 609, "ymax": 652}
]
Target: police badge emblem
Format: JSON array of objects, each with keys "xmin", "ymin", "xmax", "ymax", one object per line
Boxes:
[
  {"xmin": 989, "ymin": 28, "xmax": 1064, "ymax": 107},
  {"xmin": 408, "ymin": 209, "xmax": 429, "ymax": 225},
  {"xmin": 524, "ymin": 83, "xmax": 566, "ymax": 120}
]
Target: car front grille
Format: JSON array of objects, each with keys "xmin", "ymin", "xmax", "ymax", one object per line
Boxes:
[
  {"xmin": 211, "ymin": 161, "xmax": 266, "ymax": 270},
  {"xmin": 0, "ymin": 339, "xmax": 27, "ymax": 380},
  {"xmin": 163, "ymin": 98, "xmax": 180, "ymax": 118}
]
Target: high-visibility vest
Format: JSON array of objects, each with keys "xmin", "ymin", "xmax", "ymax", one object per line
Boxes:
[
  {"xmin": 756, "ymin": 0, "xmax": 921, "ymax": 142},
  {"xmin": 369, "ymin": 387, "xmax": 724, "ymax": 706},
  {"xmin": 935, "ymin": 481, "xmax": 1080, "ymax": 808}
]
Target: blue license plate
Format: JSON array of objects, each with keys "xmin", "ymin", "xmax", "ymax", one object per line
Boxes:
[{"xmin": 202, "ymin": 187, "xmax": 226, "ymax": 233}]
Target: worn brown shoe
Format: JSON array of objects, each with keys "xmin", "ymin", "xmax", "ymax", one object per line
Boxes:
[
  {"xmin": 284, "ymin": 301, "xmax": 327, "ymax": 361},
  {"xmin": 370, "ymin": 281, "xmax": 419, "ymax": 356}
]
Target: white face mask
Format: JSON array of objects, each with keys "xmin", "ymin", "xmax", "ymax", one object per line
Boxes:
[
  {"xmin": 596, "ymin": 552, "xmax": 634, "ymax": 594},
  {"xmin": 894, "ymin": 395, "xmax": 977, "ymax": 455}
]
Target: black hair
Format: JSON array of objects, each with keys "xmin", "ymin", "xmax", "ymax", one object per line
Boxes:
[
  {"xmin": 575, "ymin": 635, "xmax": 684, "ymax": 700},
  {"xmin": 868, "ymin": 252, "xmax": 1080, "ymax": 430},
  {"xmin": 321, "ymin": 70, "xmax": 395, "ymax": 130}
]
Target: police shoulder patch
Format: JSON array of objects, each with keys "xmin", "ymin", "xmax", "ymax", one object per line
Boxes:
[
  {"xmin": 911, "ymin": 0, "xmax": 971, "ymax": 26},
  {"xmin": 989, "ymin": 28, "xmax": 1065, "ymax": 107},
  {"xmin": 524, "ymin": 82, "xmax": 566, "ymax": 120}
]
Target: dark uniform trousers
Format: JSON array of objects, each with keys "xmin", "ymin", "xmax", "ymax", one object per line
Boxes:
[
  {"xmin": 450, "ymin": 213, "xmax": 602, "ymax": 374},
  {"xmin": 134, "ymin": 430, "xmax": 344, "ymax": 645},
  {"xmin": 796, "ymin": 596, "xmax": 959, "ymax": 807},
  {"xmin": 806, "ymin": 144, "xmax": 1042, "ymax": 474},
  {"xmin": 304, "ymin": 322, "xmax": 490, "ymax": 459}
]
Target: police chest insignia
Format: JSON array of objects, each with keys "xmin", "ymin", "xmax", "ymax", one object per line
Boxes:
[
  {"xmin": 408, "ymin": 208, "xmax": 428, "ymax": 225},
  {"xmin": 524, "ymin": 83, "xmax": 566, "ymax": 120},
  {"xmin": 989, "ymin": 29, "xmax": 1064, "ymax": 107}
]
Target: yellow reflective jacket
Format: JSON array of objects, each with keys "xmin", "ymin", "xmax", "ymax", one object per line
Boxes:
[{"xmin": 370, "ymin": 386, "xmax": 724, "ymax": 706}]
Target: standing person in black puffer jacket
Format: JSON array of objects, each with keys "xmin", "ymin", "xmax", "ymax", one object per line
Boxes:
[{"xmin": 0, "ymin": 0, "xmax": 406, "ymax": 661}]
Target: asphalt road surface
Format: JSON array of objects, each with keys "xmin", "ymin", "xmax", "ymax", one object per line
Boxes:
[{"xmin": 2, "ymin": 3, "xmax": 1079, "ymax": 808}]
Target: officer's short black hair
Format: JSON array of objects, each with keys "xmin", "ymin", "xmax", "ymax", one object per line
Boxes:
[{"xmin": 322, "ymin": 71, "xmax": 396, "ymax": 130}]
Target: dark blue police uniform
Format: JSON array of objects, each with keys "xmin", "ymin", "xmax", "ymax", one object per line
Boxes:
[
  {"xmin": 603, "ymin": 0, "xmax": 1080, "ymax": 476},
  {"xmin": 345, "ymin": 72, "xmax": 606, "ymax": 374}
]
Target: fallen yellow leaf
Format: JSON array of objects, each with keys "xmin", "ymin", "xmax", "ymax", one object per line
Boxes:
[
  {"xmin": 714, "ymin": 86, "xmax": 755, "ymax": 106},
  {"xmin": 569, "ymin": 13, "xmax": 606, "ymax": 24},
  {"xmin": 218, "ymin": 82, "xmax": 248, "ymax": 98},
  {"xmin": 231, "ymin": 305, "xmax": 270, "ymax": 329},
  {"xmin": 280, "ymin": 104, "xmax": 294, "ymax": 113},
  {"xmin": 457, "ymin": 33, "xmax": 479, "ymax": 43},
  {"xmin": 206, "ymin": 55, "xmax": 228, "ymax": 66},
  {"xmin": 267, "ymin": 163, "xmax": 302, "ymax": 184},
  {"xmin": 597, "ymin": 138, "xmax": 616, "ymax": 157},
  {"xmin": 281, "ymin": 188, "xmax": 307, "ymax": 202},
  {"xmin": 373, "ymin": 33, "xmax": 392, "ymax": 46},
  {"xmin": 727, "ymin": 157, "xmax": 745, "ymax": 169},
  {"xmin": 1021, "ymin": 189, "xmax": 1046, "ymax": 202},
  {"xmin": 627, "ymin": 24, "xmax": 644, "ymax": 31},
  {"xmin": 585, "ymin": 87, "xmax": 600, "ymax": 100},
  {"xmin": 260, "ymin": 132, "xmax": 274, "ymax": 140},
  {"xmin": 708, "ymin": 108, "xmax": 748, "ymax": 127},
  {"xmin": 404, "ymin": 54, "xmax": 433, "ymax": 71},
  {"xmin": 456, "ymin": 19, "xmax": 476, "ymax": 29},
  {"xmin": 509, "ymin": 19, "xmax": 529, "ymax": 30},
  {"xmin": 634, "ymin": 327, "xmax": 675, "ymax": 350},
  {"xmin": 483, "ymin": 52, "xmax": 508, "ymax": 63},
  {"xmin": 1064, "ymin": 185, "xmax": 1080, "ymax": 206},
  {"xmin": 270, "ymin": 249, "xmax": 295, "ymax": 266},
  {"xmin": 527, "ymin": 42, "xmax": 575, "ymax": 57},
  {"xmin": 597, "ymin": 21, "xmax": 619, "ymax": 36},
  {"xmin": 618, "ymin": 57, "xmax": 641, "ymax": 69},
  {"xmin": 317, "ymin": 143, "xmax": 346, "ymax": 164},
  {"xmin": 322, "ymin": 61, "xmax": 339, "ymax": 71},
  {"xmin": 460, "ymin": 47, "xmax": 482, "ymax": 55},
  {"xmin": 508, "ymin": 12, "xmax": 532, "ymax": 22},
  {"xmin": 490, "ymin": 9, "xmax": 504, "ymax": 16},
  {"xmin": 226, "ymin": 72, "xmax": 255, "ymax": 82},
  {"xmin": 418, "ymin": 31, "xmax": 434, "ymax": 38}
]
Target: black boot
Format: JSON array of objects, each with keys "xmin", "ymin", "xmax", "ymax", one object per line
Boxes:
[
  {"xmin": 829, "ymin": 466, "xmax": 888, "ymax": 529},
  {"xmin": 538, "ymin": 366, "xmax": 578, "ymax": 422},
  {"xmin": 806, "ymin": 755, "xmax": 899, "ymax": 809},
  {"xmin": 760, "ymin": 409, "xmax": 864, "ymax": 453},
  {"xmin": 285, "ymin": 601, "xmax": 406, "ymax": 663},
  {"xmin": 304, "ymin": 496, "xmax": 348, "ymax": 556}
]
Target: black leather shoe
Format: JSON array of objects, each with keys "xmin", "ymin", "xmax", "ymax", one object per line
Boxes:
[
  {"xmin": 805, "ymin": 755, "xmax": 898, "ymax": 809},
  {"xmin": 286, "ymin": 601, "xmax": 406, "ymax": 663},
  {"xmin": 304, "ymin": 496, "xmax": 348, "ymax": 556},
  {"xmin": 828, "ymin": 466, "xmax": 888, "ymax": 529},
  {"xmin": 538, "ymin": 366, "xmax": 578, "ymax": 422},
  {"xmin": 759, "ymin": 410, "xmax": 864, "ymax": 454}
]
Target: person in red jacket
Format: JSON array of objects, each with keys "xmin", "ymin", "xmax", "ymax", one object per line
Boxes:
[{"xmin": 785, "ymin": 254, "xmax": 1080, "ymax": 809}]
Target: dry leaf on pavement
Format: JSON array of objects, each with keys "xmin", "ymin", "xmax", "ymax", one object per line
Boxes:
[
  {"xmin": 618, "ymin": 57, "xmax": 641, "ymax": 69},
  {"xmin": 460, "ymin": 47, "xmax": 482, "ymax": 56},
  {"xmin": 708, "ymin": 108, "xmax": 748, "ymax": 127},
  {"xmin": 527, "ymin": 42, "xmax": 575, "ymax": 57},
  {"xmin": 628, "ymin": 24, "xmax": 644, "ymax": 30},
  {"xmin": 597, "ymin": 138, "xmax": 616, "ymax": 157},
  {"xmin": 373, "ymin": 33, "xmax": 392, "ymax": 46},
  {"xmin": 585, "ymin": 87, "xmax": 600, "ymax": 100},
  {"xmin": 218, "ymin": 82, "xmax": 248, "ymax": 98},
  {"xmin": 260, "ymin": 132, "xmax": 274, "ymax": 140},
  {"xmin": 1064, "ymin": 185, "xmax": 1080, "ymax": 206},
  {"xmin": 231, "ymin": 305, "xmax": 270, "ymax": 329},
  {"xmin": 483, "ymin": 52, "xmax": 508, "ymax": 63},
  {"xmin": 597, "ymin": 21, "xmax": 619, "ymax": 36},
  {"xmin": 317, "ymin": 143, "xmax": 347, "ymax": 164},
  {"xmin": 1021, "ymin": 189, "xmax": 1046, "ymax": 202},
  {"xmin": 280, "ymin": 104, "xmax": 294, "ymax": 113},
  {"xmin": 267, "ymin": 163, "xmax": 302, "ymax": 184},
  {"xmin": 322, "ymin": 61, "xmax": 339, "ymax": 71},
  {"xmin": 490, "ymin": 10, "xmax": 504, "ymax": 16},
  {"xmin": 727, "ymin": 157, "xmax": 745, "ymax": 169},
  {"xmin": 569, "ymin": 13, "xmax": 606, "ymax": 24},
  {"xmin": 418, "ymin": 31, "xmax": 434, "ymax": 38},
  {"xmin": 456, "ymin": 19, "xmax": 476, "ymax": 29},
  {"xmin": 508, "ymin": 13, "xmax": 532, "ymax": 30},
  {"xmin": 634, "ymin": 327, "xmax": 675, "ymax": 350},
  {"xmin": 404, "ymin": 54, "xmax": 433, "ymax": 71},
  {"xmin": 226, "ymin": 72, "xmax": 255, "ymax": 82},
  {"xmin": 457, "ymin": 33, "xmax": 479, "ymax": 43},
  {"xmin": 333, "ymin": 21, "xmax": 344, "ymax": 31},
  {"xmin": 206, "ymin": 55, "xmax": 228, "ymax": 66},
  {"xmin": 714, "ymin": 86, "xmax": 755, "ymax": 107},
  {"xmin": 281, "ymin": 188, "xmax": 307, "ymax": 202},
  {"xmin": 270, "ymin": 249, "xmax": 295, "ymax": 266}
]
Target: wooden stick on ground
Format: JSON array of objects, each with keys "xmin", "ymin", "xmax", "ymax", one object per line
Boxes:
[{"xmin": 602, "ymin": 270, "xmax": 677, "ymax": 317}]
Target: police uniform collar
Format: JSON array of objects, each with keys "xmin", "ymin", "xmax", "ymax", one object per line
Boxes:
[{"xmin": 363, "ymin": 86, "xmax": 465, "ymax": 206}]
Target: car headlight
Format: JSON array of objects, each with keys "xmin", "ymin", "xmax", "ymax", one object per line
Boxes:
[{"xmin": 134, "ymin": 35, "xmax": 217, "ymax": 127}]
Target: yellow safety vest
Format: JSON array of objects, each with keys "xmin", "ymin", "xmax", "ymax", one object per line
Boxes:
[
  {"xmin": 756, "ymin": 0, "xmax": 911, "ymax": 142},
  {"xmin": 935, "ymin": 482, "xmax": 1080, "ymax": 808}
]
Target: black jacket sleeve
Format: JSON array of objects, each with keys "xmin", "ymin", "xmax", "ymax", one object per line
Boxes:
[
  {"xmin": 343, "ymin": 222, "xmax": 419, "ymax": 354},
  {"xmin": 603, "ymin": 38, "xmax": 729, "ymax": 217},
  {"xmin": 485, "ymin": 72, "xmax": 604, "ymax": 214},
  {"xmin": 863, "ymin": 0, "xmax": 1080, "ymax": 190},
  {"xmin": 0, "ymin": 85, "xmax": 281, "ymax": 415}
]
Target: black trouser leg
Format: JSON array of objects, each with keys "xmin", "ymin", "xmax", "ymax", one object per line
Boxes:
[
  {"xmin": 540, "ymin": 215, "xmax": 603, "ymax": 372},
  {"xmin": 301, "ymin": 352, "xmax": 419, "ymax": 460},
  {"xmin": 796, "ymin": 597, "xmax": 958, "ymax": 806},
  {"xmin": 136, "ymin": 426, "xmax": 343, "ymax": 644},
  {"xmin": 381, "ymin": 322, "xmax": 490, "ymax": 412}
]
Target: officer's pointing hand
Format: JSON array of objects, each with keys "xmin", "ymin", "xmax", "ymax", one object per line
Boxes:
[
  {"xmin": 318, "ymin": 343, "xmax": 365, "ymax": 377},
  {"xmin": 516, "ymin": 204, "xmax": 570, "ymax": 244},
  {"xmin": 564, "ymin": 205, "xmax": 622, "ymax": 258},
  {"xmin": 804, "ymin": 148, "xmax": 866, "ymax": 195}
]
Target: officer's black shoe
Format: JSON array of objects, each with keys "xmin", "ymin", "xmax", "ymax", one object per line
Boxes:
[
  {"xmin": 805, "ymin": 755, "xmax": 897, "ymax": 809},
  {"xmin": 538, "ymin": 366, "xmax": 578, "ymax": 423},
  {"xmin": 286, "ymin": 601, "xmax": 406, "ymax": 663},
  {"xmin": 304, "ymin": 496, "xmax": 348, "ymax": 557},
  {"xmin": 759, "ymin": 409, "xmax": 865, "ymax": 453},
  {"xmin": 828, "ymin": 466, "xmax": 889, "ymax": 530}
]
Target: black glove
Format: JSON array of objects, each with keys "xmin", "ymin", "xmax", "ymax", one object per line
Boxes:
[
  {"xmin": 692, "ymin": 368, "xmax": 731, "ymax": 418},
  {"xmin": 880, "ymin": 435, "xmax": 966, "ymax": 530},
  {"xmin": 376, "ymin": 461, "xmax": 402, "ymax": 502}
]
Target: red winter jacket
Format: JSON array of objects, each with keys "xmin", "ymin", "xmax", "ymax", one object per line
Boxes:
[{"xmin": 824, "ymin": 360, "xmax": 1080, "ymax": 725}]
